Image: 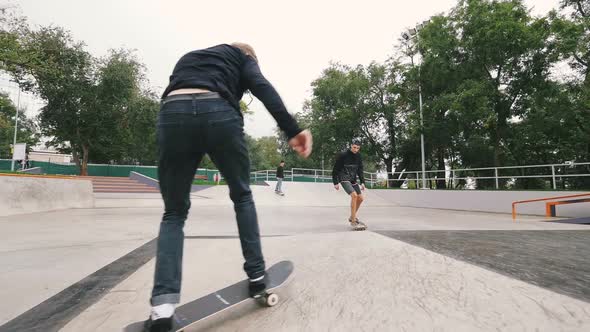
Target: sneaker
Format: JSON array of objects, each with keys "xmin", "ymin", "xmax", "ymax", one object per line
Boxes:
[
  {"xmin": 349, "ymin": 217, "xmax": 366, "ymax": 228},
  {"xmin": 248, "ymin": 274, "xmax": 267, "ymax": 298},
  {"xmin": 349, "ymin": 218, "xmax": 366, "ymax": 231},
  {"xmin": 143, "ymin": 316, "xmax": 173, "ymax": 332}
]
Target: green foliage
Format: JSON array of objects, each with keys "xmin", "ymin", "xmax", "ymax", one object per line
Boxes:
[
  {"xmin": 0, "ymin": 92, "xmax": 39, "ymax": 159},
  {"xmin": 303, "ymin": 0, "xmax": 589, "ymax": 189},
  {"xmin": 2, "ymin": 1, "xmax": 589, "ymax": 191},
  {"xmin": 1, "ymin": 14, "xmax": 159, "ymax": 173}
]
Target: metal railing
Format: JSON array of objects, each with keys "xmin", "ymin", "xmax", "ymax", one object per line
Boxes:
[
  {"xmin": 250, "ymin": 162, "xmax": 590, "ymax": 190},
  {"xmin": 250, "ymin": 168, "xmax": 378, "ymax": 187},
  {"xmin": 6, "ymin": 158, "xmax": 586, "ymax": 190},
  {"xmin": 387, "ymin": 161, "xmax": 590, "ymax": 190},
  {"xmin": 511, "ymin": 193, "xmax": 590, "ymax": 220}
]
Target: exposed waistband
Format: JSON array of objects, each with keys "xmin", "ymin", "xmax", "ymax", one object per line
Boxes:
[{"xmin": 161, "ymin": 92, "xmax": 221, "ymax": 105}]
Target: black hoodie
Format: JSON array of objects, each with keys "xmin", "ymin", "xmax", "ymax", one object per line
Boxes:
[{"xmin": 332, "ymin": 150, "xmax": 364, "ymax": 185}]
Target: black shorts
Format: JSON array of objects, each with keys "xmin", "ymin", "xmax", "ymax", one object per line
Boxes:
[{"xmin": 341, "ymin": 181, "xmax": 361, "ymax": 195}]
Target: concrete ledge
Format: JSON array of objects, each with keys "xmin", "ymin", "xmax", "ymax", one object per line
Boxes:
[
  {"xmin": 0, "ymin": 176, "xmax": 94, "ymax": 216},
  {"xmin": 17, "ymin": 167, "xmax": 43, "ymax": 175},
  {"xmin": 373, "ymin": 189, "xmax": 590, "ymax": 218},
  {"xmin": 129, "ymin": 171, "xmax": 159, "ymax": 190},
  {"xmin": 129, "ymin": 171, "xmax": 211, "ymax": 193}
]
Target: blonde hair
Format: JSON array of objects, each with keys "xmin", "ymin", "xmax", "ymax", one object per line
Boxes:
[{"xmin": 231, "ymin": 42, "xmax": 258, "ymax": 62}]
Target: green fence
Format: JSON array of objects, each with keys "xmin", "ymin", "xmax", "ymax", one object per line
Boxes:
[
  {"xmin": 0, "ymin": 159, "xmax": 14, "ymax": 171},
  {"xmin": 291, "ymin": 176, "xmax": 333, "ymax": 183},
  {"xmin": 0, "ymin": 159, "xmax": 220, "ymax": 180}
]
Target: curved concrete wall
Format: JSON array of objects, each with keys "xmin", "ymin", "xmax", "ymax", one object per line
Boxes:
[
  {"xmin": 0, "ymin": 175, "xmax": 94, "ymax": 216},
  {"xmin": 372, "ymin": 189, "xmax": 590, "ymax": 218}
]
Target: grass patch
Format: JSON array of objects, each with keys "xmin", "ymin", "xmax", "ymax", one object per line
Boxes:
[{"xmin": 0, "ymin": 170, "xmax": 19, "ymax": 174}]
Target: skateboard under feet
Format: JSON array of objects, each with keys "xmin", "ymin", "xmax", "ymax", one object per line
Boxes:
[
  {"xmin": 125, "ymin": 261, "xmax": 294, "ymax": 332},
  {"xmin": 350, "ymin": 220, "xmax": 367, "ymax": 231}
]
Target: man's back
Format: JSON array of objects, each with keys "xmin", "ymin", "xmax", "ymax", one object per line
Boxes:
[
  {"xmin": 162, "ymin": 43, "xmax": 302, "ymax": 139},
  {"xmin": 162, "ymin": 44, "xmax": 246, "ymax": 107}
]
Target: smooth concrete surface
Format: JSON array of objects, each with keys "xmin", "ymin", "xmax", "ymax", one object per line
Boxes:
[
  {"xmin": 62, "ymin": 233, "xmax": 590, "ymax": 332},
  {"xmin": 378, "ymin": 230, "xmax": 590, "ymax": 303},
  {"xmin": 95, "ymin": 182, "xmax": 394, "ymax": 209},
  {"xmin": 1, "ymin": 182, "xmax": 590, "ymax": 331},
  {"xmin": 0, "ymin": 175, "xmax": 94, "ymax": 216},
  {"xmin": 372, "ymin": 189, "xmax": 590, "ymax": 218},
  {"xmin": 0, "ymin": 208, "xmax": 158, "ymax": 325}
]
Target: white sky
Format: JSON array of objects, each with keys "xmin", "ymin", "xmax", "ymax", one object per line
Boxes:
[{"xmin": 6, "ymin": 0, "xmax": 560, "ymax": 137}]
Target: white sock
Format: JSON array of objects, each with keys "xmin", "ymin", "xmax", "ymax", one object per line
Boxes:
[
  {"xmin": 151, "ymin": 303, "xmax": 175, "ymax": 320},
  {"xmin": 250, "ymin": 275, "xmax": 265, "ymax": 282}
]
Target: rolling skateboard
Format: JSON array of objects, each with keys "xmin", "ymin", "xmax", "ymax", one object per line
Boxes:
[
  {"xmin": 350, "ymin": 219, "xmax": 367, "ymax": 231},
  {"xmin": 125, "ymin": 260, "xmax": 294, "ymax": 332}
]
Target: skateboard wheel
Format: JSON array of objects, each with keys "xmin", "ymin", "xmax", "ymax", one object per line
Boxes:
[{"xmin": 265, "ymin": 293, "xmax": 279, "ymax": 307}]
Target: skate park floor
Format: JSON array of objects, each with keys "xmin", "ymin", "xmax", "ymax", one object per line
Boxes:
[{"xmin": 1, "ymin": 182, "xmax": 589, "ymax": 331}]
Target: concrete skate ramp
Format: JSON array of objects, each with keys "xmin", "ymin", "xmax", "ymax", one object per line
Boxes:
[
  {"xmin": 553, "ymin": 217, "xmax": 590, "ymax": 224},
  {"xmin": 0, "ymin": 175, "xmax": 94, "ymax": 216},
  {"xmin": 94, "ymin": 181, "xmax": 394, "ymax": 209},
  {"xmin": 372, "ymin": 189, "xmax": 590, "ymax": 218},
  {"xmin": 3, "ymin": 184, "xmax": 590, "ymax": 331},
  {"xmin": 191, "ymin": 181, "xmax": 394, "ymax": 207},
  {"xmin": 58, "ymin": 232, "xmax": 590, "ymax": 332}
]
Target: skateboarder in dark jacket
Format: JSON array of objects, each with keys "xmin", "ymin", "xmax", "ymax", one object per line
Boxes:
[
  {"xmin": 147, "ymin": 43, "xmax": 312, "ymax": 331},
  {"xmin": 332, "ymin": 139, "xmax": 366, "ymax": 230},
  {"xmin": 275, "ymin": 161, "xmax": 285, "ymax": 194}
]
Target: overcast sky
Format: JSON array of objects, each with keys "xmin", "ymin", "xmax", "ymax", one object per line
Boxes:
[{"xmin": 6, "ymin": 0, "xmax": 560, "ymax": 138}]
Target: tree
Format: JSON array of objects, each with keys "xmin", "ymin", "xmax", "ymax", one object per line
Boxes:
[
  {"xmin": 121, "ymin": 92, "xmax": 160, "ymax": 165},
  {"xmin": 249, "ymin": 136, "xmax": 281, "ymax": 171},
  {"xmin": 551, "ymin": 0, "xmax": 590, "ymax": 74},
  {"xmin": 549, "ymin": 0, "xmax": 590, "ymax": 166},
  {"xmin": 83, "ymin": 49, "xmax": 147, "ymax": 166},
  {"xmin": 451, "ymin": 0, "xmax": 555, "ymax": 168},
  {"xmin": 275, "ymin": 112, "xmax": 323, "ymax": 170},
  {"xmin": 304, "ymin": 64, "xmax": 385, "ymax": 172},
  {"xmin": 0, "ymin": 6, "xmax": 32, "ymax": 75},
  {"xmin": 0, "ymin": 92, "xmax": 38, "ymax": 159},
  {"xmin": 5, "ymin": 25, "xmax": 95, "ymax": 174},
  {"xmin": 3, "ymin": 22, "xmax": 153, "ymax": 174}
]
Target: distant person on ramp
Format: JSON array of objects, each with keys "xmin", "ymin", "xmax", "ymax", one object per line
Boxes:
[
  {"xmin": 332, "ymin": 139, "xmax": 367, "ymax": 231},
  {"xmin": 275, "ymin": 160, "xmax": 286, "ymax": 195},
  {"xmin": 146, "ymin": 42, "xmax": 313, "ymax": 332}
]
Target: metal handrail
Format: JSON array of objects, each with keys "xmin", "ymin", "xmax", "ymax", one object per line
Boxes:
[{"xmin": 512, "ymin": 193, "xmax": 590, "ymax": 220}]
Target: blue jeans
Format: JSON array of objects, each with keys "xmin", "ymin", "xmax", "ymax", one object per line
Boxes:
[
  {"xmin": 275, "ymin": 178, "xmax": 283, "ymax": 192},
  {"xmin": 151, "ymin": 95, "xmax": 265, "ymax": 305}
]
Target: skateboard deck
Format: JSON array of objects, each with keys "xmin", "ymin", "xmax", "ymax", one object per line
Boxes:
[
  {"xmin": 350, "ymin": 221, "xmax": 367, "ymax": 231},
  {"xmin": 125, "ymin": 260, "xmax": 294, "ymax": 332}
]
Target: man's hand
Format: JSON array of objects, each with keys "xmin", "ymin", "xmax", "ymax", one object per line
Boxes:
[
  {"xmin": 334, "ymin": 184, "xmax": 340, "ymax": 191},
  {"xmin": 288, "ymin": 129, "xmax": 313, "ymax": 158}
]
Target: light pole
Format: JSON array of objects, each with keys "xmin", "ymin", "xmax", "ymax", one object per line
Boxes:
[
  {"xmin": 402, "ymin": 22, "xmax": 428, "ymax": 189},
  {"xmin": 10, "ymin": 89, "xmax": 21, "ymax": 172}
]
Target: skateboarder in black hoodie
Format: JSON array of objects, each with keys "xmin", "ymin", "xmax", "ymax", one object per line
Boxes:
[
  {"xmin": 332, "ymin": 139, "xmax": 366, "ymax": 230},
  {"xmin": 147, "ymin": 43, "xmax": 312, "ymax": 331}
]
